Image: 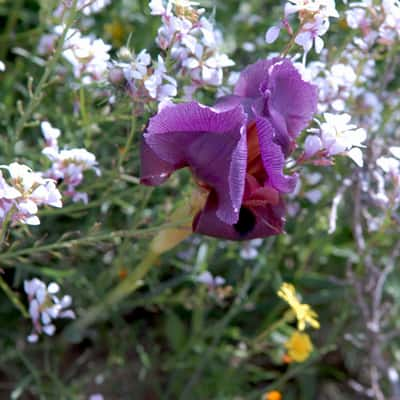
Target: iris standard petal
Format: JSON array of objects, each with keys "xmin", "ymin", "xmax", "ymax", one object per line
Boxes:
[
  {"xmin": 234, "ymin": 58, "xmax": 276, "ymax": 99},
  {"xmin": 267, "ymin": 59, "xmax": 318, "ymax": 143}
]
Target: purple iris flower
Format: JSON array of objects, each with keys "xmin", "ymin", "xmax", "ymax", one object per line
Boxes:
[{"xmin": 140, "ymin": 58, "xmax": 318, "ymax": 240}]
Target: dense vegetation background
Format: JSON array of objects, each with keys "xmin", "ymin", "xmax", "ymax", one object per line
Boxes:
[{"xmin": 1, "ymin": 0, "xmax": 400, "ymax": 399}]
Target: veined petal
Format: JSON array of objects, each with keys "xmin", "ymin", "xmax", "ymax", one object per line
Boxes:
[{"xmin": 255, "ymin": 117, "xmax": 297, "ymax": 193}]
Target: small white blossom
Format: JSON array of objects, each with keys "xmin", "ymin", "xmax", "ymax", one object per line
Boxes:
[
  {"xmin": 41, "ymin": 123, "xmax": 100, "ymax": 204},
  {"xmin": 54, "ymin": 0, "xmax": 111, "ymax": 17},
  {"xmin": 320, "ymin": 113, "xmax": 367, "ymax": 166},
  {"xmin": 240, "ymin": 239, "xmax": 263, "ymax": 260},
  {"xmin": 196, "ymin": 271, "xmax": 225, "ymax": 288},
  {"xmin": 0, "ymin": 163, "xmax": 62, "ymax": 226},
  {"xmin": 24, "ymin": 278, "xmax": 75, "ymax": 343},
  {"xmin": 61, "ymin": 28, "xmax": 111, "ymax": 84},
  {"xmin": 144, "ymin": 55, "xmax": 177, "ymax": 101}
]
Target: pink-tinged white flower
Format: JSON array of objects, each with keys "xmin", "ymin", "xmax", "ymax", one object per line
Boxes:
[
  {"xmin": 304, "ymin": 134, "xmax": 323, "ymax": 158},
  {"xmin": 320, "ymin": 113, "xmax": 367, "ymax": 166},
  {"xmin": 266, "ymin": 25, "xmax": 282, "ymax": 44},
  {"xmin": 148, "ymin": 1, "xmax": 233, "ymax": 96},
  {"xmin": 0, "ymin": 163, "xmax": 62, "ymax": 226},
  {"xmin": 121, "ymin": 49, "xmax": 152, "ymax": 81},
  {"xmin": 61, "ymin": 28, "xmax": 111, "ymax": 84},
  {"xmin": 89, "ymin": 395, "xmax": 104, "ymax": 400},
  {"xmin": 144, "ymin": 55, "xmax": 177, "ymax": 101},
  {"xmin": 24, "ymin": 278, "xmax": 75, "ymax": 343},
  {"xmin": 380, "ymin": 0, "xmax": 400, "ymax": 43},
  {"xmin": 37, "ymin": 33, "xmax": 58, "ymax": 56},
  {"xmin": 149, "ymin": 0, "xmax": 169, "ymax": 15},
  {"xmin": 377, "ymin": 156, "xmax": 400, "ymax": 174},
  {"xmin": 41, "ymin": 123, "xmax": 100, "ymax": 204},
  {"xmin": 54, "ymin": 0, "xmax": 111, "ymax": 17},
  {"xmin": 183, "ymin": 46, "xmax": 235, "ymax": 86},
  {"xmin": 285, "ymin": 0, "xmax": 339, "ymax": 19},
  {"xmin": 41, "ymin": 121, "xmax": 61, "ymax": 149},
  {"xmin": 196, "ymin": 271, "xmax": 225, "ymax": 288},
  {"xmin": 295, "ymin": 16, "xmax": 330, "ymax": 55},
  {"xmin": 240, "ymin": 239, "xmax": 263, "ymax": 259}
]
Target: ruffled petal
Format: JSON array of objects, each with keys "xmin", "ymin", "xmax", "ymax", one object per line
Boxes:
[
  {"xmin": 255, "ymin": 117, "xmax": 298, "ymax": 193},
  {"xmin": 267, "ymin": 59, "xmax": 318, "ymax": 150},
  {"xmin": 234, "ymin": 58, "xmax": 277, "ymax": 99}
]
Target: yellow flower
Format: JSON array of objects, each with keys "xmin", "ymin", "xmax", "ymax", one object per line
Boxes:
[
  {"xmin": 264, "ymin": 390, "xmax": 282, "ymax": 400},
  {"xmin": 277, "ymin": 283, "xmax": 320, "ymax": 331},
  {"xmin": 285, "ymin": 331, "xmax": 313, "ymax": 362}
]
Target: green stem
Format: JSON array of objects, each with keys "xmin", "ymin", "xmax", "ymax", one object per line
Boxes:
[
  {"xmin": 0, "ymin": 219, "xmax": 190, "ymax": 264},
  {"xmin": 0, "ymin": 274, "xmax": 29, "ymax": 318},
  {"xmin": 117, "ymin": 115, "xmax": 137, "ymax": 169},
  {"xmin": 67, "ymin": 251, "xmax": 159, "ymax": 333},
  {"xmin": 14, "ymin": 0, "xmax": 79, "ymax": 139}
]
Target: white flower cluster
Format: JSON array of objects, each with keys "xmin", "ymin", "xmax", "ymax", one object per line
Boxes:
[
  {"xmin": 109, "ymin": 0, "xmax": 234, "ymax": 104},
  {"xmin": 297, "ymin": 44, "xmax": 380, "ymax": 129},
  {"xmin": 346, "ymin": 0, "xmax": 400, "ymax": 46},
  {"xmin": 266, "ymin": 0, "xmax": 338, "ymax": 59},
  {"xmin": 24, "ymin": 278, "xmax": 75, "ymax": 343},
  {"xmin": 304, "ymin": 113, "xmax": 367, "ymax": 167},
  {"xmin": 41, "ymin": 121, "xmax": 100, "ymax": 204},
  {"xmin": 111, "ymin": 49, "xmax": 177, "ymax": 103},
  {"xmin": 151, "ymin": 0, "xmax": 234, "ymax": 90},
  {"xmin": 38, "ymin": 26, "xmax": 111, "ymax": 85},
  {"xmin": 61, "ymin": 27, "xmax": 111, "ymax": 85},
  {"xmin": 54, "ymin": 0, "xmax": 112, "ymax": 17},
  {"xmin": 0, "ymin": 163, "xmax": 62, "ymax": 226}
]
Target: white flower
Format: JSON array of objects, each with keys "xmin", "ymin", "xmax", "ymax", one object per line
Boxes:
[
  {"xmin": 149, "ymin": 0, "xmax": 168, "ymax": 15},
  {"xmin": 41, "ymin": 124, "xmax": 100, "ymax": 203},
  {"xmin": 61, "ymin": 28, "xmax": 111, "ymax": 84},
  {"xmin": 265, "ymin": 25, "xmax": 281, "ymax": 44},
  {"xmin": 320, "ymin": 113, "xmax": 367, "ymax": 166},
  {"xmin": 144, "ymin": 55, "xmax": 177, "ymax": 101},
  {"xmin": 285, "ymin": 0, "xmax": 338, "ymax": 18},
  {"xmin": 0, "ymin": 163, "xmax": 62, "ymax": 226},
  {"xmin": 240, "ymin": 239, "xmax": 263, "ymax": 260},
  {"xmin": 117, "ymin": 49, "xmax": 152, "ymax": 82},
  {"xmin": 54, "ymin": 0, "xmax": 111, "ymax": 17},
  {"xmin": 25, "ymin": 278, "xmax": 75, "ymax": 343},
  {"xmin": 41, "ymin": 121, "xmax": 61, "ymax": 149},
  {"xmin": 196, "ymin": 271, "xmax": 225, "ymax": 287},
  {"xmin": 295, "ymin": 16, "xmax": 330, "ymax": 54},
  {"xmin": 377, "ymin": 156, "xmax": 400, "ymax": 174},
  {"xmin": 304, "ymin": 135, "xmax": 323, "ymax": 158},
  {"xmin": 0, "ymin": 61, "xmax": 5, "ymax": 71}
]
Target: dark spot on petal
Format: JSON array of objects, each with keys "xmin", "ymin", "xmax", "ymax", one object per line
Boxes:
[{"xmin": 233, "ymin": 207, "xmax": 256, "ymax": 236}]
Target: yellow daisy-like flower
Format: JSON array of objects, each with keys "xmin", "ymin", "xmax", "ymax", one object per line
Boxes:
[
  {"xmin": 285, "ymin": 331, "xmax": 313, "ymax": 362},
  {"xmin": 277, "ymin": 282, "xmax": 320, "ymax": 331}
]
